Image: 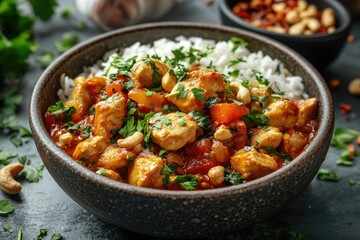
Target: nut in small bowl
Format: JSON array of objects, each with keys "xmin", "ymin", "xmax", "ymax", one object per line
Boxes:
[{"xmin": 219, "ymin": 0, "xmax": 352, "ymax": 69}]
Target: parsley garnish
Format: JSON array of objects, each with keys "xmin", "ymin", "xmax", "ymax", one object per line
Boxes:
[
  {"xmin": 264, "ymin": 146, "xmax": 292, "ymax": 164},
  {"xmin": 191, "ymin": 87, "xmax": 206, "ymax": 101},
  {"xmin": 51, "ymin": 233, "xmax": 63, "ymax": 240},
  {"xmin": 317, "ymin": 169, "xmax": 341, "ymax": 182},
  {"xmin": 336, "ymin": 149, "xmax": 354, "ymax": 166},
  {"xmin": 205, "ymin": 97, "xmax": 221, "ymax": 109},
  {"xmin": 98, "ymin": 168, "xmax": 106, "ymax": 176},
  {"xmin": 136, "ymin": 112, "xmax": 156, "ymax": 145},
  {"xmin": 35, "ymin": 228, "xmax": 49, "ymax": 240},
  {"xmin": 174, "ymin": 174, "xmax": 198, "ymax": 190},
  {"xmin": 242, "ymin": 110, "xmax": 269, "ymax": 127},
  {"xmin": 145, "ymin": 90, "xmax": 154, "ymax": 97},
  {"xmin": 36, "ymin": 51, "xmax": 55, "ymax": 69},
  {"xmin": 331, "ymin": 127, "xmax": 360, "ymax": 149},
  {"xmin": 54, "ymin": 32, "xmax": 79, "ymax": 53},
  {"xmin": 168, "ymin": 64, "xmax": 188, "ymax": 81},
  {"xmin": 255, "ymin": 73, "xmax": 271, "ymax": 88},
  {"xmin": 229, "ymin": 58, "xmax": 246, "ymax": 67},
  {"xmin": 0, "ymin": 200, "xmax": 14, "ymax": 217},
  {"xmin": 224, "ymin": 169, "xmax": 244, "ymax": 185},
  {"xmin": 230, "ymin": 37, "xmax": 248, "ymax": 52},
  {"xmin": 3, "ymin": 225, "xmax": 13, "ymax": 232},
  {"xmin": 0, "ymin": 150, "xmax": 18, "ymax": 165},
  {"xmin": 63, "ymin": 121, "xmax": 79, "ymax": 132},
  {"xmin": 48, "ymin": 101, "xmax": 76, "ymax": 122},
  {"xmin": 177, "ymin": 118, "xmax": 186, "ymax": 126},
  {"xmin": 121, "ymin": 80, "xmax": 134, "ymax": 90},
  {"xmin": 106, "ymin": 56, "xmax": 136, "ymax": 77},
  {"xmin": 158, "ymin": 149, "xmax": 167, "ymax": 157},
  {"xmin": 241, "ymin": 80, "xmax": 250, "ymax": 89},
  {"xmin": 119, "ymin": 116, "xmax": 136, "ymax": 138},
  {"xmin": 81, "ymin": 126, "xmax": 92, "ymax": 139},
  {"xmin": 166, "ymin": 83, "xmax": 188, "ymax": 99},
  {"xmin": 160, "ymin": 163, "xmax": 178, "ymax": 187},
  {"xmin": 145, "ymin": 59, "xmax": 162, "ymax": 86},
  {"xmin": 20, "ymin": 164, "xmax": 44, "ymax": 183}
]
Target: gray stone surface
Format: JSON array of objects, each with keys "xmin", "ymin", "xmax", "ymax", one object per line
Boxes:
[{"xmin": 1, "ymin": 0, "xmax": 359, "ymax": 239}]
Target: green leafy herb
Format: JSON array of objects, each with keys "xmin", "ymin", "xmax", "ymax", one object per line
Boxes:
[
  {"xmin": 3, "ymin": 225, "xmax": 13, "ymax": 232},
  {"xmin": 242, "ymin": 110, "xmax": 269, "ymax": 127},
  {"xmin": 158, "ymin": 149, "xmax": 167, "ymax": 157},
  {"xmin": 36, "ymin": 51, "xmax": 55, "ymax": 69},
  {"xmin": 35, "ymin": 228, "xmax": 49, "ymax": 240},
  {"xmin": 205, "ymin": 97, "xmax": 221, "ymax": 109},
  {"xmin": 145, "ymin": 90, "xmax": 154, "ymax": 97},
  {"xmin": 255, "ymin": 73, "xmax": 271, "ymax": 88},
  {"xmin": 348, "ymin": 179, "xmax": 360, "ymax": 186},
  {"xmin": 331, "ymin": 127, "xmax": 360, "ymax": 149},
  {"xmin": 63, "ymin": 121, "xmax": 79, "ymax": 132},
  {"xmin": 18, "ymin": 227, "xmax": 23, "ymax": 240},
  {"xmin": 174, "ymin": 174, "xmax": 198, "ymax": 190},
  {"xmin": 224, "ymin": 169, "xmax": 244, "ymax": 185},
  {"xmin": 168, "ymin": 64, "xmax": 188, "ymax": 81},
  {"xmin": 74, "ymin": 21, "xmax": 87, "ymax": 31},
  {"xmin": 48, "ymin": 101, "xmax": 76, "ymax": 122},
  {"xmin": 0, "ymin": 200, "xmax": 14, "ymax": 216},
  {"xmin": 81, "ymin": 126, "xmax": 92, "ymax": 139},
  {"xmin": 160, "ymin": 163, "xmax": 177, "ymax": 187},
  {"xmin": 51, "ymin": 233, "xmax": 63, "ymax": 240},
  {"xmin": 29, "ymin": 0, "xmax": 58, "ymax": 21},
  {"xmin": 0, "ymin": 150, "xmax": 18, "ymax": 165},
  {"xmin": 136, "ymin": 112, "xmax": 155, "ymax": 146},
  {"xmin": 119, "ymin": 116, "xmax": 136, "ymax": 138},
  {"xmin": 177, "ymin": 118, "xmax": 186, "ymax": 126},
  {"xmin": 336, "ymin": 149, "xmax": 353, "ymax": 166},
  {"xmin": 18, "ymin": 156, "xmax": 30, "ymax": 165},
  {"xmin": 20, "ymin": 165, "xmax": 44, "ymax": 183},
  {"xmin": 229, "ymin": 58, "xmax": 246, "ymax": 67},
  {"xmin": 191, "ymin": 87, "xmax": 206, "ymax": 101},
  {"xmin": 317, "ymin": 169, "xmax": 341, "ymax": 182},
  {"xmin": 145, "ymin": 59, "xmax": 162, "ymax": 86},
  {"xmin": 188, "ymin": 111, "xmax": 211, "ymax": 131},
  {"xmin": 106, "ymin": 56, "xmax": 136, "ymax": 77},
  {"xmin": 264, "ymin": 146, "xmax": 292, "ymax": 164},
  {"xmin": 54, "ymin": 32, "xmax": 79, "ymax": 53},
  {"xmin": 230, "ymin": 37, "xmax": 248, "ymax": 52},
  {"xmin": 61, "ymin": 7, "xmax": 72, "ymax": 18},
  {"xmin": 229, "ymin": 70, "xmax": 240, "ymax": 78},
  {"xmin": 241, "ymin": 80, "xmax": 250, "ymax": 89},
  {"xmin": 98, "ymin": 168, "xmax": 106, "ymax": 176},
  {"xmin": 288, "ymin": 230, "xmax": 311, "ymax": 240}
]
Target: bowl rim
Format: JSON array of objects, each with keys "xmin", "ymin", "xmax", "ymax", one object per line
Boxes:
[
  {"xmin": 29, "ymin": 21, "xmax": 333, "ymax": 199},
  {"xmin": 219, "ymin": 0, "xmax": 351, "ymax": 40}
]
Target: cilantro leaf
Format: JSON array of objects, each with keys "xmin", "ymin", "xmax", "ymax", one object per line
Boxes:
[
  {"xmin": 205, "ymin": 97, "xmax": 221, "ymax": 109},
  {"xmin": 242, "ymin": 110, "xmax": 269, "ymax": 127},
  {"xmin": 317, "ymin": 169, "xmax": 340, "ymax": 182},
  {"xmin": 106, "ymin": 56, "xmax": 136, "ymax": 77},
  {"xmin": 54, "ymin": 32, "xmax": 79, "ymax": 53},
  {"xmin": 20, "ymin": 165, "xmax": 44, "ymax": 183},
  {"xmin": 191, "ymin": 87, "xmax": 206, "ymax": 101},
  {"xmin": 174, "ymin": 174, "xmax": 198, "ymax": 190},
  {"xmin": 224, "ymin": 169, "xmax": 244, "ymax": 185},
  {"xmin": 0, "ymin": 200, "xmax": 14, "ymax": 216},
  {"xmin": 36, "ymin": 51, "xmax": 55, "ymax": 69},
  {"xmin": 48, "ymin": 101, "xmax": 76, "ymax": 122},
  {"xmin": 336, "ymin": 149, "xmax": 354, "ymax": 166},
  {"xmin": 264, "ymin": 146, "xmax": 292, "ymax": 164},
  {"xmin": 35, "ymin": 228, "xmax": 49, "ymax": 240},
  {"xmin": 0, "ymin": 150, "xmax": 18, "ymax": 165},
  {"xmin": 331, "ymin": 127, "xmax": 360, "ymax": 149},
  {"xmin": 230, "ymin": 37, "xmax": 248, "ymax": 52},
  {"xmin": 145, "ymin": 59, "xmax": 162, "ymax": 86},
  {"xmin": 28, "ymin": 0, "xmax": 57, "ymax": 21},
  {"xmin": 119, "ymin": 116, "xmax": 136, "ymax": 138},
  {"xmin": 51, "ymin": 233, "xmax": 63, "ymax": 240},
  {"xmin": 3, "ymin": 225, "xmax": 13, "ymax": 232}
]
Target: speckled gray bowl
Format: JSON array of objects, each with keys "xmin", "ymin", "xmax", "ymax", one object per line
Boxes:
[{"xmin": 29, "ymin": 22, "xmax": 334, "ymax": 238}]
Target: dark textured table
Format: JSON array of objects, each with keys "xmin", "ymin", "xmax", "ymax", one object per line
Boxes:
[{"xmin": 1, "ymin": 0, "xmax": 359, "ymax": 239}]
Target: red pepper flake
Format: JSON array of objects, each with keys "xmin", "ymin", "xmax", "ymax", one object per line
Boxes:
[
  {"xmin": 329, "ymin": 79, "xmax": 340, "ymax": 88},
  {"xmin": 347, "ymin": 144, "xmax": 356, "ymax": 161},
  {"xmin": 340, "ymin": 103, "xmax": 352, "ymax": 115},
  {"xmin": 347, "ymin": 34, "xmax": 356, "ymax": 43}
]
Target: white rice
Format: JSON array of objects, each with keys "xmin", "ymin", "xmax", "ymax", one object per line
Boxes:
[{"xmin": 59, "ymin": 36, "xmax": 308, "ymax": 101}]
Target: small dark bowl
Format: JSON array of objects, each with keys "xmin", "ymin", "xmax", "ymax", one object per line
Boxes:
[
  {"xmin": 219, "ymin": 0, "xmax": 352, "ymax": 69},
  {"xmin": 29, "ymin": 22, "xmax": 334, "ymax": 238}
]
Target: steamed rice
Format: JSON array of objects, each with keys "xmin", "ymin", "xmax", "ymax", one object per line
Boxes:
[{"xmin": 58, "ymin": 36, "xmax": 307, "ymax": 101}]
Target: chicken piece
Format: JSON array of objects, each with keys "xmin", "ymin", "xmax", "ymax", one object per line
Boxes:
[
  {"xmin": 230, "ymin": 147, "xmax": 278, "ymax": 179},
  {"xmin": 96, "ymin": 168, "xmax": 122, "ymax": 181},
  {"xmin": 264, "ymin": 98, "xmax": 299, "ymax": 131},
  {"xmin": 150, "ymin": 112, "xmax": 197, "ymax": 151},
  {"xmin": 97, "ymin": 145, "xmax": 129, "ymax": 170},
  {"xmin": 93, "ymin": 94, "xmax": 126, "ymax": 140},
  {"xmin": 72, "ymin": 136, "xmax": 108, "ymax": 165},
  {"xmin": 282, "ymin": 130, "xmax": 308, "ymax": 159},
  {"xmin": 87, "ymin": 76, "xmax": 107, "ymax": 97},
  {"xmin": 127, "ymin": 151, "xmax": 164, "ymax": 188},
  {"xmin": 250, "ymin": 126, "xmax": 283, "ymax": 149},
  {"xmin": 131, "ymin": 59, "xmax": 168, "ymax": 88},
  {"xmin": 249, "ymin": 80, "xmax": 274, "ymax": 112},
  {"xmin": 295, "ymin": 98, "xmax": 318, "ymax": 127},
  {"xmin": 167, "ymin": 69, "xmax": 225, "ymax": 113},
  {"xmin": 65, "ymin": 76, "xmax": 92, "ymax": 118}
]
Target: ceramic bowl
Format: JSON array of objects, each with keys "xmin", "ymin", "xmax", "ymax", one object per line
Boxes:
[
  {"xmin": 219, "ymin": 0, "xmax": 352, "ymax": 69},
  {"xmin": 29, "ymin": 22, "xmax": 334, "ymax": 238}
]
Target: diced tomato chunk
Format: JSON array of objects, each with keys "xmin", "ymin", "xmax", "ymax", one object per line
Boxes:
[
  {"xmin": 105, "ymin": 81, "xmax": 123, "ymax": 97},
  {"xmin": 184, "ymin": 139, "xmax": 218, "ymax": 174},
  {"xmin": 210, "ymin": 103, "xmax": 249, "ymax": 125},
  {"xmin": 44, "ymin": 112, "xmax": 57, "ymax": 131}
]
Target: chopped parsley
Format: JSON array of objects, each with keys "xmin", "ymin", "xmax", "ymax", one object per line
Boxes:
[
  {"xmin": 241, "ymin": 80, "xmax": 250, "ymax": 89},
  {"xmin": 336, "ymin": 149, "xmax": 353, "ymax": 166},
  {"xmin": 145, "ymin": 90, "xmax": 154, "ymax": 97},
  {"xmin": 331, "ymin": 127, "xmax": 360, "ymax": 149},
  {"xmin": 0, "ymin": 200, "xmax": 14, "ymax": 216},
  {"xmin": 264, "ymin": 146, "xmax": 292, "ymax": 164},
  {"xmin": 119, "ymin": 116, "xmax": 136, "ymax": 138},
  {"xmin": 158, "ymin": 149, "xmax": 167, "ymax": 157},
  {"xmin": 121, "ymin": 80, "xmax": 134, "ymax": 90},
  {"xmin": 177, "ymin": 118, "xmax": 186, "ymax": 126},
  {"xmin": 98, "ymin": 168, "xmax": 106, "ymax": 176},
  {"xmin": 81, "ymin": 126, "xmax": 92, "ymax": 139},
  {"xmin": 254, "ymin": 73, "xmax": 271, "ymax": 89},
  {"xmin": 166, "ymin": 83, "xmax": 188, "ymax": 99},
  {"xmin": 229, "ymin": 58, "xmax": 246, "ymax": 67},
  {"xmin": 63, "ymin": 121, "xmax": 79, "ymax": 132},
  {"xmin": 191, "ymin": 87, "xmax": 206, "ymax": 101},
  {"xmin": 230, "ymin": 37, "xmax": 248, "ymax": 52},
  {"xmin": 317, "ymin": 169, "xmax": 341, "ymax": 182},
  {"xmin": 205, "ymin": 97, "xmax": 221, "ymax": 109},
  {"xmin": 20, "ymin": 164, "xmax": 44, "ymax": 183},
  {"xmin": 242, "ymin": 110, "xmax": 269, "ymax": 127},
  {"xmin": 136, "ymin": 112, "xmax": 156, "ymax": 145},
  {"xmin": 3, "ymin": 225, "xmax": 13, "ymax": 232},
  {"xmin": 174, "ymin": 174, "xmax": 198, "ymax": 190},
  {"xmin": 48, "ymin": 101, "xmax": 76, "ymax": 122},
  {"xmin": 35, "ymin": 228, "xmax": 49, "ymax": 240},
  {"xmin": 168, "ymin": 64, "xmax": 188, "ymax": 81},
  {"xmin": 224, "ymin": 169, "xmax": 244, "ymax": 185},
  {"xmin": 145, "ymin": 59, "xmax": 162, "ymax": 86},
  {"xmin": 54, "ymin": 32, "xmax": 79, "ymax": 54},
  {"xmin": 0, "ymin": 150, "xmax": 18, "ymax": 165},
  {"xmin": 105, "ymin": 56, "xmax": 136, "ymax": 77},
  {"xmin": 188, "ymin": 111, "xmax": 211, "ymax": 131},
  {"xmin": 160, "ymin": 163, "xmax": 178, "ymax": 187}
]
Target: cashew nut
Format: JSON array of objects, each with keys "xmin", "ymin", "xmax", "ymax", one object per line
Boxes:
[
  {"xmin": 230, "ymin": 82, "xmax": 251, "ymax": 104},
  {"xmin": 306, "ymin": 18, "xmax": 321, "ymax": 32},
  {"xmin": 0, "ymin": 163, "xmax": 24, "ymax": 195},
  {"xmin": 348, "ymin": 78, "xmax": 360, "ymax": 96},
  {"xmin": 208, "ymin": 166, "xmax": 225, "ymax": 185},
  {"xmin": 266, "ymin": 26, "xmax": 286, "ymax": 34},
  {"xmin": 272, "ymin": 2, "xmax": 286, "ymax": 13},
  {"xmin": 322, "ymin": 8, "xmax": 335, "ymax": 28},
  {"xmin": 285, "ymin": 10, "xmax": 301, "ymax": 24},
  {"xmin": 117, "ymin": 131, "xmax": 144, "ymax": 148},
  {"xmin": 289, "ymin": 21, "xmax": 306, "ymax": 35},
  {"xmin": 214, "ymin": 126, "xmax": 232, "ymax": 141},
  {"xmin": 300, "ymin": 4, "xmax": 317, "ymax": 19},
  {"xmin": 161, "ymin": 72, "xmax": 177, "ymax": 92}
]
